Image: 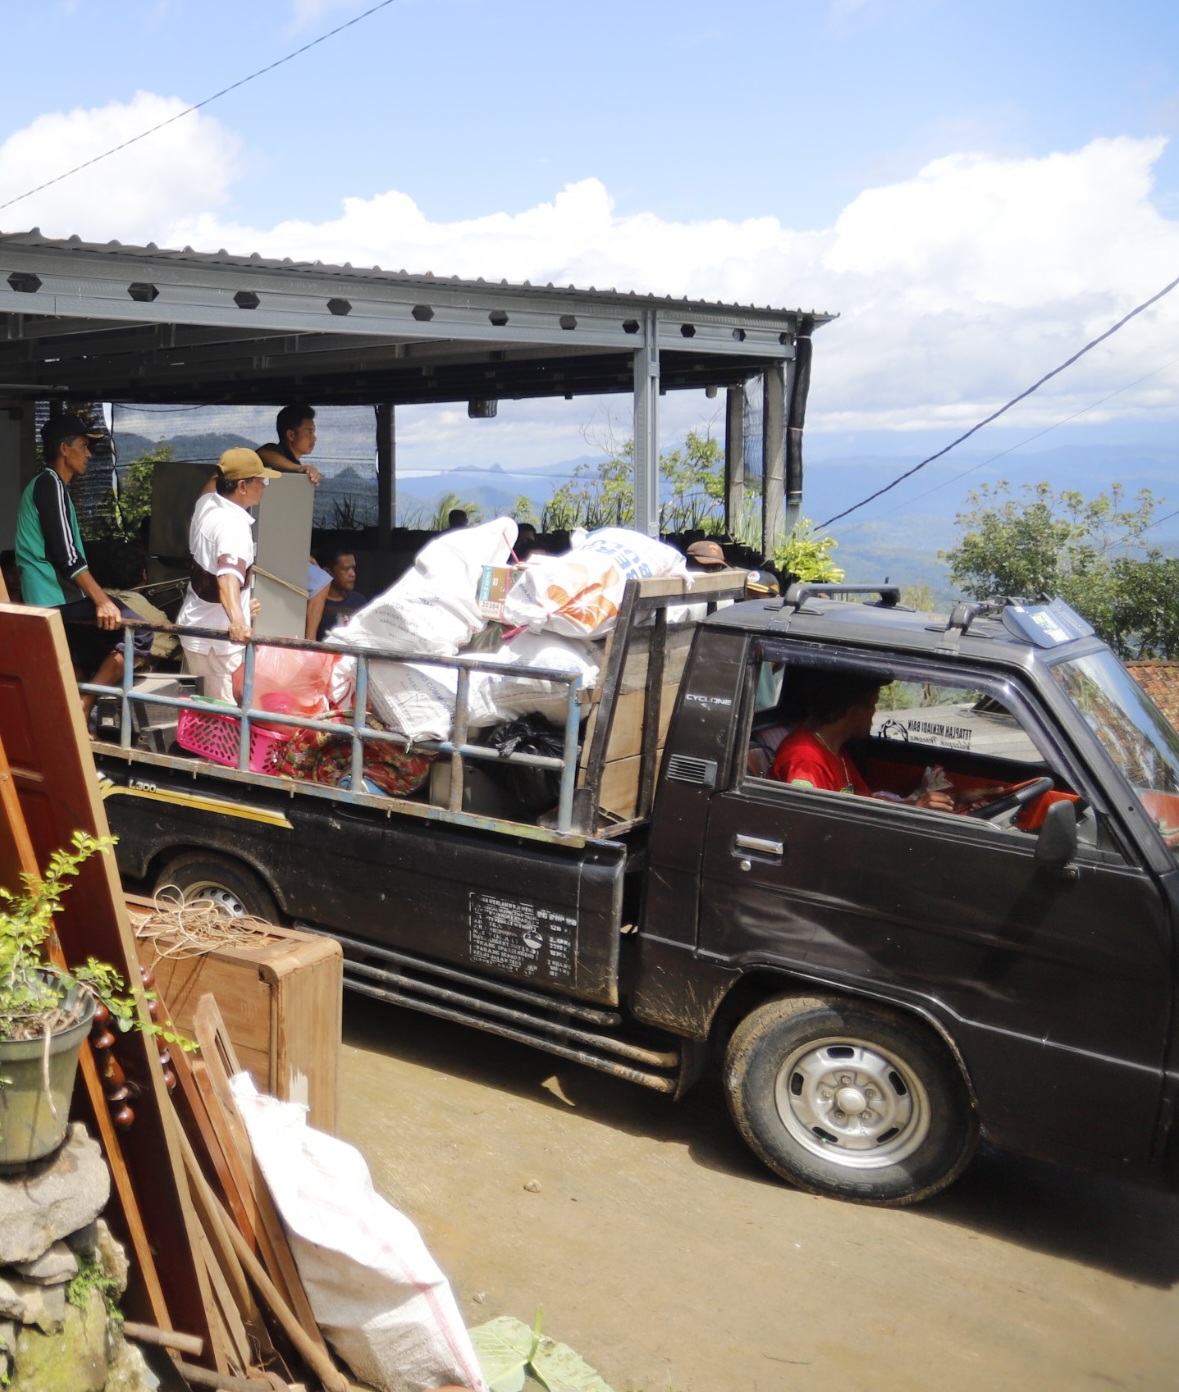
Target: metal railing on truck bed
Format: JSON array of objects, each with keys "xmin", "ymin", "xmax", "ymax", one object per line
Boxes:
[{"xmin": 86, "ymin": 572, "xmax": 747, "ymax": 841}]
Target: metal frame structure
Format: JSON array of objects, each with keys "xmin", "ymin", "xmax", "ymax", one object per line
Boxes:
[{"xmin": 0, "ymin": 230, "xmax": 834, "ymax": 536}]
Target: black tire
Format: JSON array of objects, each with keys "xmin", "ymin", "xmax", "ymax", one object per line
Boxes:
[
  {"xmin": 724, "ymin": 993, "xmax": 978, "ymax": 1205},
  {"xmin": 153, "ymin": 852, "xmax": 280, "ymax": 922}
]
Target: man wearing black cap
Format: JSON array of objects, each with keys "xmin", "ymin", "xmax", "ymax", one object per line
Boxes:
[{"xmin": 14, "ymin": 414, "xmax": 149, "ymax": 720}]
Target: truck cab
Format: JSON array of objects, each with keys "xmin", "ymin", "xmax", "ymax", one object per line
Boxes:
[{"xmin": 640, "ymin": 585, "xmax": 1179, "ymax": 1203}]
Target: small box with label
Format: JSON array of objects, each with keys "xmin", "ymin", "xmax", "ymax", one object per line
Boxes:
[{"xmin": 477, "ymin": 564, "xmax": 522, "ymax": 620}]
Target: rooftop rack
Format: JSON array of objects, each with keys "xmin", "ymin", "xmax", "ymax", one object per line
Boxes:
[{"xmin": 782, "ymin": 582, "xmax": 902, "ymax": 609}]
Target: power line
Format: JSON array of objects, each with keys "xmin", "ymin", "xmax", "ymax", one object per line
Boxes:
[
  {"xmin": 819, "ymin": 270, "xmax": 1179, "ymax": 531},
  {"xmin": 835, "ymin": 352, "xmax": 1179, "ymax": 538},
  {"xmin": 0, "ymin": 0, "xmax": 399, "ymax": 215}
]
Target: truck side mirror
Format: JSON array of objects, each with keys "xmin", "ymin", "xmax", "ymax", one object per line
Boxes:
[{"xmin": 1035, "ymin": 798, "xmax": 1077, "ymax": 873}]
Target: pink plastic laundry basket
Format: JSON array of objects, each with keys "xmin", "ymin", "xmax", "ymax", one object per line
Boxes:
[{"xmin": 175, "ymin": 705, "xmax": 289, "ymax": 774}]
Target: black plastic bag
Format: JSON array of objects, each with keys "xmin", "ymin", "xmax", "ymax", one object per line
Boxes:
[{"xmin": 484, "ymin": 714, "xmax": 567, "ymax": 811}]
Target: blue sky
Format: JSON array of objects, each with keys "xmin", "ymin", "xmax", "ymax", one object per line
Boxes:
[{"xmin": 2, "ymin": 0, "xmax": 1178, "ymax": 531}]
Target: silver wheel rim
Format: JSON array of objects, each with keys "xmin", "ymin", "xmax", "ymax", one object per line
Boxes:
[
  {"xmin": 774, "ymin": 1035, "xmax": 931, "ymax": 1170},
  {"xmin": 177, "ymin": 881, "xmax": 249, "ymax": 917}
]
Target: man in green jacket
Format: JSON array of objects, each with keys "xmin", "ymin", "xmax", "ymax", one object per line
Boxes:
[{"xmin": 15, "ymin": 414, "xmax": 149, "ymax": 721}]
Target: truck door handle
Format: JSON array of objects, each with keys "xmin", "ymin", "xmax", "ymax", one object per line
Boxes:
[{"xmin": 735, "ymin": 834, "xmax": 784, "ymax": 857}]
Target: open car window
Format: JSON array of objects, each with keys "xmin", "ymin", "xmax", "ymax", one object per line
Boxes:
[
  {"xmin": 871, "ymin": 681, "xmax": 1044, "ymax": 765},
  {"xmin": 743, "ymin": 660, "xmax": 1109, "ymax": 846}
]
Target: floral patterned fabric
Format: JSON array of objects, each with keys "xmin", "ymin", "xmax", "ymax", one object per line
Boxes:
[{"xmin": 269, "ymin": 711, "xmax": 434, "ymax": 797}]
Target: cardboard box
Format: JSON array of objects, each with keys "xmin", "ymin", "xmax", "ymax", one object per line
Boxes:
[
  {"xmin": 129, "ymin": 902, "xmax": 342, "ymax": 1133},
  {"xmin": 477, "ymin": 564, "xmax": 523, "ymax": 620}
]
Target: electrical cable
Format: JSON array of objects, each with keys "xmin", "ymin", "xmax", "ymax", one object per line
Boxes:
[
  {"xmin": 834, "ymin": 352, "xmax": 1179, "ymax": 538},
  {"xmin": 0, "ymin": 0, "xmax": 399, "ymax": 215},
  {"xmin": 819, "ymin": 271, "xmax": 1179, "ymax": 530}
]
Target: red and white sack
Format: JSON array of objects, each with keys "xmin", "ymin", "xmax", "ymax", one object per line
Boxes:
[
  {"xmin": 230, "ymin": 1074, "xmax": 487, "ymax": 1392},
  {"xmin": 501, "ymin": 526, "xmax": 688, "ymax": 638}
]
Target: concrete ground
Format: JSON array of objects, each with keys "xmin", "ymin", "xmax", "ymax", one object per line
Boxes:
[{"xmin": 337, "ymin": 995, "xmax": 1179, "ymax": 1392}]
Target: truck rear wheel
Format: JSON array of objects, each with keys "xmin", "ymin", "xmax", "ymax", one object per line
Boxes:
[
  {"xmin": 153, "ymin": 852, "xmax": 280, "ymax": 923},
  {"xmin": 724, "ymin": 993, "xmax": 977, "ymax": 1205}
]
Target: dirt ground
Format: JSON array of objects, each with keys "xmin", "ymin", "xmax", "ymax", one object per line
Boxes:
[{"xmin": 336, "ymin": 995, "xmax": 1179, "ymax": 1392}]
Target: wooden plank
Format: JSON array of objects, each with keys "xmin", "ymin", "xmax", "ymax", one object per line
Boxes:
[
  {"xmin": 0, "ymin": 603, "xmax": 214, "ymax": 1345},
  {"xmin": 191, "ymin": 997, "xmax": 329, "ymax": 1359},
  {"xmin": 194, "ymin": 1227, "xmax": 250, "ymax": 1374},
  {"xmin": 587, "ymin": 686, "xmax": 678, "ymax": 765},
  {"xmin": 176, "ymin": 1119, "xmax": 271, "ymax": 1357},
  {"xmin": 617, "ymin": 625, "xmax": 694, "ymax": 695},
  {"xmin": 598, "ymin": 756, "xmax": 641, "ymax": 821},
  {"xmin": 170, "ymin": 1043, "xmax": 263, "ymax": 1256}
]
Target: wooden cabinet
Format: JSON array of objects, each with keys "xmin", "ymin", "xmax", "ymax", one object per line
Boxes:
[{"xmin": 131, "ymin": 906, "xmax": 342, "ymax": 1134}]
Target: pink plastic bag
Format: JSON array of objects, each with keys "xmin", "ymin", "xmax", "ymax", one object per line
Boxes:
[{"xmin": 232, "ymin": 644, "xmax": 338, "ymax": 723}]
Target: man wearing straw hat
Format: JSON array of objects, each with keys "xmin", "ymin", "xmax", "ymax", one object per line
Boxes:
[{"xmin": 177, "ymin": 447, "xmax": 281, "ymax": 701}]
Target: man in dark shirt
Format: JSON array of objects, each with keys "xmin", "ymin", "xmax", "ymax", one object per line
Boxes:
[
  {"xmin": 314, "ymin": 549, "xmax": 367, "ymax": 639},
  {"xmin": 14, "ymin": 414, "xmax": 150, "ymax": 720},
  {"xmin": 257, "ymin": 403, "xmax": 322, "ymax": 485}
]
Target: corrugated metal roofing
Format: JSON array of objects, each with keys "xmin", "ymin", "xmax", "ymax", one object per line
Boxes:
[
  {"xmin": 0, "ymin": 228, "xmax": 835, "ymax": 320},
  {"xmin": 0, "ymin": 229, "xmax": 834, "ymax": 409}
]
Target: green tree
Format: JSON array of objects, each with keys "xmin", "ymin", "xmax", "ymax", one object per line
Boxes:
[
  {"xmin": 941, "ymin": 480, "xmax": 1179, "ymax": 659},
  {"xmin": 430, "ymin": 492, "xmax": 482, "ymax": 528},
  {"xmin": 82, "ymin": 444, "xmax": 173, "ymax": 542},
  {"xmin": 542, "ymin": 428, "xmax": 727, "ymax": 533}
]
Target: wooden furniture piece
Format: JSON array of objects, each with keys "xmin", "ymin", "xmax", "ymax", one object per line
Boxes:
[
  {"xmin": 131, "ymin": 907, "xmax": 343, "ymax": 1134},
  {"xmin": 0, "ymin": 601, "xmax": 215, "ymax": 1356}
]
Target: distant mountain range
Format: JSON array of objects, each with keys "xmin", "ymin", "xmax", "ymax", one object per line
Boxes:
[{"xmin": 111, "ymin": 428, "xmax": 1179, "ymax": 597}]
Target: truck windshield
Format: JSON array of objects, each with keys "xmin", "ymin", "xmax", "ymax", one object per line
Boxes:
[{"xmin": 1052, "ymin": 650, "xmax": 1179, "ymax": 849}]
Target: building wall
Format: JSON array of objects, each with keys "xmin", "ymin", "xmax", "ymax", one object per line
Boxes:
[{"xmin": 0, "ymin": 402, "xmax": 27, "ymax": 550}]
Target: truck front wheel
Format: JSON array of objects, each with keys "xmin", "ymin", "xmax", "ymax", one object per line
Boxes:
[
  {"xmin": 153, "ymin": 852, "xmax": 280, "ymax": 923},
  {"xmin": 724, "ymin": 994, "xmax": 977, "ymax": 1205}
]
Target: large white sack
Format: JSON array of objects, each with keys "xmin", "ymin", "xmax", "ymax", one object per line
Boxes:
[
  {"xmin": 230, "ymin": 1074, "xmax": 488, "ymax": 1392},
  {"xmin": 330, "ymin": 517, "xmax": 517, "ymax": 657},
  {"xmin": 367, "ymin": 634, "xmax": 600, "ymax": 742},
  {"xmin": 501, "ymin": 526, "xmax": 688, "ymax": 638},
  {"xmin": 486, "ymin": 631, "xmax": 602, "ymax": 722}
]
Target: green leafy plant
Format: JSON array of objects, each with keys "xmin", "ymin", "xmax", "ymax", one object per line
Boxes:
[
  {"xmin": 542, "ymin": 426, "xmax": 727, "ymax": 534},
  {"xmin": 0, "ymin": 831, "xmax": 187, "ymax": 1046},
  {"xmin": 81, "ymin": 444, "xmax": 173, "ymax": 543},
  {"xmin": 772, "ymin": 518, "xmax": 845, "ymax": 585}
]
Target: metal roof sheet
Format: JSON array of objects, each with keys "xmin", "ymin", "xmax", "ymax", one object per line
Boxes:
[{"xmin": 0, "ymin": 228, "xmax": 835, "ymax": 320}]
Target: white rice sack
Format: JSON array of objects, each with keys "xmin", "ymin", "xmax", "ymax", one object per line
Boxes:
[
  {"xmin": 330, "ymin": 517, "xmax": 518, "ymax": 658},
  {"xmin": 416, "ymin": 515, "xmax": 517, "ymax": 585},
  {"xmin": 501, "ymin": 526, "xmax": 688, "ymax": 638},
  {"xmin": 477, "ymin": 632, "xmax": 602, "ymax": 723},
  {"xmin": 370, "ymin": 635, "xmax": 601, "ymax": 741},
  {"xmin": 366, "ymin": 660, "xmax": 464, "ymax": 742},
  {"xmin": 231, "ymin": 1075, "xmax": 487, "ymax": 1392}
]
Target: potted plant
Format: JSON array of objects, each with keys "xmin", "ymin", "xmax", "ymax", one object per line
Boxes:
[{"xmin": 0, "ymin": 831, "xmax": 144, "ymax": 1170}]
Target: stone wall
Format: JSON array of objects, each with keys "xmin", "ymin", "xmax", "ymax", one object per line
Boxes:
[{"xmin": 0, "ymin": 1124, "xmax": 156, "ymax": 1392}]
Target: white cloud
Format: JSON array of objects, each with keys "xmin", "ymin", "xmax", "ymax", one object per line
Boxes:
[
  {"xmin": 3, "ymin": 93, "xmax": 1177, "ymax": 440},
  {"xmin": 288, "ymin": 0, "xmax": 363, "ymax": 30},
  {"xmin": 0, "ymin": 93, "xmax": 241, "ymax": 239}
]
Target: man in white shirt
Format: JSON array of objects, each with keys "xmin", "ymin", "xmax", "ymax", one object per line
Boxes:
[{"xmin": 177, "ymin": 448, "xmax": 280, "ymax": 700}]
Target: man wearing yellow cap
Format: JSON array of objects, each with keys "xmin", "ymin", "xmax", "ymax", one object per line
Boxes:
[{"xmin": 177, "ymin": 447, "xmax": 281, "ymax": 700}]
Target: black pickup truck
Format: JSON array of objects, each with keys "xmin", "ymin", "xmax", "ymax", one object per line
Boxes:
[{"xmin": 94, "ymin": 580, "xmax": 1179, "ymax": 1205}]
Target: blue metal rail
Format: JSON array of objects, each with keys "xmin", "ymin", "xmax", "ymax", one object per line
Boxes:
[{"xmin": 84, "ymin": 625, "xmax": 585, "ymax": 834}]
